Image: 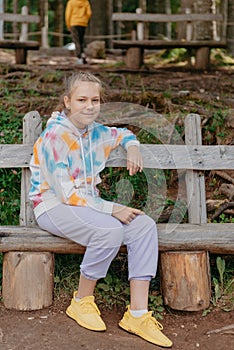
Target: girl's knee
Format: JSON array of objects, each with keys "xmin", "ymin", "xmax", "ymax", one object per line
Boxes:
[{"xmin": 137, "ymin": 214, "xmax": 157, "ymax": 232}]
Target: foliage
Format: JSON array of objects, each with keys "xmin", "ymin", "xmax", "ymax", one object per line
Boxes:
[
  {"xmin": 204, "ymin": 110, "xmax": 227, "ymax": 144},
  {"xmin": 0, "ymin": 168, "xmax": 21, "ymax": 225},
  {"xmin": 203, "ymin": 256, "xmax": 234, "ymax": 316},
  {"xmin": 0, "ymin": 108, "xmax": 23, "ymax": 225},
  {"xmin": 213, "ymin": 213, "xmax": 234, "ymax": 224}
]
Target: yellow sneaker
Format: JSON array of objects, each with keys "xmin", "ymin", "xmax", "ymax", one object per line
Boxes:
[
  {"xmin": 66, "ymin": 293, "xmax": 106, "ymax": 331},
  {"xmin": 119, "ymin": 306, "xmax": 172, "ymax": 347}
]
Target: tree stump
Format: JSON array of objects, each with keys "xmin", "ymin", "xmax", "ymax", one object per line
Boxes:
[
  {"xmin": 195, "ymin": 47, "xmax": 210, "ymax": 70},
  {"xmin": 125, "ymin": 47, "xmax": 143, "ymax": 69},
  {"xmin": 160, "ymin": 251, "xmax": 211, "ymax": 311},
  {"xmin": 2, "ymin": 252, "xmax": 54, "ymax": 310}
]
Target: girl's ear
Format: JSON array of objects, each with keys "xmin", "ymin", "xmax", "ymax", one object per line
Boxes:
[{"xmin": 64, "ymin": 96, "xmax": 70, "ymax": 109}]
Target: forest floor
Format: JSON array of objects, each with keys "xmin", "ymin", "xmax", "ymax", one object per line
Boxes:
[{"xmin": 0, "ymin": 47, "xmax": 234, "ymax": 350}]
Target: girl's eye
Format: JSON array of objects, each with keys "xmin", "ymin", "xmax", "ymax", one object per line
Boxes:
[{"xmin": 92, "ymin": 99, "xmax": 100, "ymax": 103}]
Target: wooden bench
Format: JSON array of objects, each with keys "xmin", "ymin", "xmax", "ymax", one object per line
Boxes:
[
  {"xmin": 0, "ymin": 111, "xmax": 233, "ymax": 311},
  {"xmin": 112, "ymin": 12, "xmax": 227, "ymax": 69},
  {"xmin": 0, "ymin": 6, "xmax": 40, "ymax": 64}
]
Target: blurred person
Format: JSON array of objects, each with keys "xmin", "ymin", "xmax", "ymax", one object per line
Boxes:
[{"xmin": 65, "ymin": 0, "xmax": 92, "ymax": 64}]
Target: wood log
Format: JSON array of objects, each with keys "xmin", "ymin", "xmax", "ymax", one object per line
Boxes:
[
  {"xmin": 160, "ymin": 251, "xmax": 211, "ymax": 311},
  {"xmin": 213, "ymin": 170, "xmax": 234, "ymax": 185},
  {"xmin": 2, "ymin": 252, "xmax": 54, "ymax": 310},
  {"xmin": 1, "ymin": 223, "xmax": 234, "ymax": 254},
  {"xmin": 125, "ymin": 47, "xmax": 144, "ymax": 69},
  {"xmin": 195, "ymin": 47, "xmax": 210, "ymax": 70},
  {"xmin": 219, "ymin": 183, "xmax": 234, "ymax": 200}
]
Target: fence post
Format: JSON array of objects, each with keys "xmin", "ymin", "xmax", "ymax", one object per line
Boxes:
[
  {"xmin": 20, "ymin": 6, "xmax": 28, "ymax": 42},
  {"xmin": 2, "ymin": 111, "xmax": 54, "ymax": 310},
  {"xmin": 160, "ymin": 114, "xmax": 211, "ymax": 311}
]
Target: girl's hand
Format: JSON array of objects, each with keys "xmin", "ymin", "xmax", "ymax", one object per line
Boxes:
[
  {"xmin": 112, "ymin": 204, "xmax": 144, "ymax": 224},
  {"xmin": 127, "ymin": 145, "xmax": 143, "ymax": 176}
]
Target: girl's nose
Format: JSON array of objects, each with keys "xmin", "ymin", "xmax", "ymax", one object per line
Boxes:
[{"xmin": 86, "ymin": 100, "xmax": 94, "ymax": 109}]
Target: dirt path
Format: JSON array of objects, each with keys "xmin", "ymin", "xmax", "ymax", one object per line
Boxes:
[{"xmin": 0, "ymin": 300, "xmax": 233, "ymax": 350}]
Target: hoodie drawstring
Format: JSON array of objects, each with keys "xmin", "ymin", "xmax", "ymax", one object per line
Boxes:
[
  {"xmin": 89, "ymin": 131, "xmax": 95, "ymax": 196},
  {"xmin": 79, "ymin": 131, "xmax": 95, "ymax": 197}
]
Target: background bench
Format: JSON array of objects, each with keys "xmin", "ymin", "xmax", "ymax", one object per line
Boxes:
[
  {"xmin": 112, "ymin": 11, "xmax": 227, "ymax": 70},
  {"xmin": 0, "ymin": 6, "xmax": 40, "ymax": 64},
  {"xmin": 0, "ymin": 111, "xmax": 233, "ymax": 311}
]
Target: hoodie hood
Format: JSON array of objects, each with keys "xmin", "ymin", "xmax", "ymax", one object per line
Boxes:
[
  {"xmin": 65, "ymin": 0, "xmax": 92, "ymax": 29},
  {"xmin": 46, "ymin": 110, "xmax": 88, "ymax": 137},
  {"xmin": 69, "ymin": 0, "xmax": 90, "ymax": 7}
]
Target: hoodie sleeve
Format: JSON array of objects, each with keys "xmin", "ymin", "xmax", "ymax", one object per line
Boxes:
[
  {"xmin": 100, "ymin": 124, "xmax": 140, "ymax": 151},
  {"xmin": 38, "ymin": 131, "xmax": 114, "ymax": 214}
]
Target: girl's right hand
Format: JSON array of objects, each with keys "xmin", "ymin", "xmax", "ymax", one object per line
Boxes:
[{"xmin": 112, "ymin": 204, "xmax": 144, "ymax": 224}]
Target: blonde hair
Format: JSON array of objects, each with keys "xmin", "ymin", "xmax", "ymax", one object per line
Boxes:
[{"xmin": 56, "ymin": 71, "xmax": 104, "ymax": 112}]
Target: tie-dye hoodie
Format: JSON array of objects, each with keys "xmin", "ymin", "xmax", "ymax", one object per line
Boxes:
[{"xmin": 29, "ymin": 111, "xmax": 140, "ymax": 219}]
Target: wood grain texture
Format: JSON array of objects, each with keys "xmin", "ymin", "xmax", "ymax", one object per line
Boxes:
[
  {"xmin": 0, "ymin": 223, "xmax": 233, "ymax": 254},
  {"xmin": 160, "ymin": 251, "xmax": 211, "ymax": 311},
  {"xmin": 1, "ymin": 144, "xmax": 234, "ymax": 170}
]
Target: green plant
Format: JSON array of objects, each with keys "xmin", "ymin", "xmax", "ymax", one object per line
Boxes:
[
  {"xmin": 0, "ymin": 169, "xmax": 21, "ymax": 225},
  {"xmin": 213, "ymin": 213, "xmax": 234, "ymax": 223},
  {"xmin": 204, "ymin": 110, "xmax": 227, "ymax": 144},
  {"xmin": 203, "ymin": 256, "xmax": 234, "ymax": 316},
  {"xmin": 54, "ymin": 254, "xmax": 82, "ymax": 295}
]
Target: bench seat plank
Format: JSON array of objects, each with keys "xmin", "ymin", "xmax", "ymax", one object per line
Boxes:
[
  {"xmin": 0, "ymin": 224, "xmax": 233, "ymax": 254},
  {"xmin": 0, "ymin": 40, "xmax": 39, "ymax": 50}
]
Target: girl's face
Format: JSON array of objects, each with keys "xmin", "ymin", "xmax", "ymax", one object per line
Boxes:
[{"xmin": 64, "ymin": 81, "xmax": 101, "ymax": 129}]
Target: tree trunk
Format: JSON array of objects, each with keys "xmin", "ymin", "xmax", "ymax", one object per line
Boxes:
[
  {"xmin": 148, "ymin": 0, "xmax": 166, "ymax": 38},
  {"xmin": 193, "ymin": 0, "xmax": 213, "ymax": 40},
  {"xmin": 87, "ymin": 0, "xmax": 110, "ymax": 48},
  {"xmin": 193, "ymin": 0, "xmax": 212, "ymax": 69},
  {"xmin": 227, "ymin": 0, "xmax": 234, "ymax": 56},
  {"xmin": 53, "ymin": 0, "xmax": 64, "ymax": 47}
]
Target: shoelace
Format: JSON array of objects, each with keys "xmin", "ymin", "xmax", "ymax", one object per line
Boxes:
[
  {"xmin": 80, "ymin": 300, "xmax": 100, "ymax": 315},
  {"xmin": 144, "ymin": 314, "xmax": 163, "ymax": 331}
]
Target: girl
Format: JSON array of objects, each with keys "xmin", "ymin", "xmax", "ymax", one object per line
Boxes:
[{"xmin": 29, "ymin": 72, "xmax": 172, "ymax": 348}]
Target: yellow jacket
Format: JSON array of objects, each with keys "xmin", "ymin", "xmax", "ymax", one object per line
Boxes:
[{"xmin": 65, "ymin": 0, "xmax": 92, "ymax": 29}]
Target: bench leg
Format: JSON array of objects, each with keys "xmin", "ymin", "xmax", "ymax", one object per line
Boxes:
[
  {"xmin": 195, "ymin": 47, "xmax": 210, "ymax": 70},
  {"xmin": 2, "ymin": 252, "xmax": 54, "ymax": 310},
  {"xmin": 125, "ymin": 47, "xmax": 144, "ymax": 69},
  {"xmin": 160, "ymin": 251, "xmax": 211, "ymax": 311},
  {"xmin": 15, "ymin": 48, "xmax": 27, "ymax": 64}
]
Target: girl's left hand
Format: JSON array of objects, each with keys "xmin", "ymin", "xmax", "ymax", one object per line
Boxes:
[{"xmin": 127, "ymin": 146, "xmax": 143, "ymax": 176}]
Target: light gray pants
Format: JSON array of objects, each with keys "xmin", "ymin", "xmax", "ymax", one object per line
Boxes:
[{"xmin": 37, "ymin": 204, "xmax": 158, "ymax": 281}]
